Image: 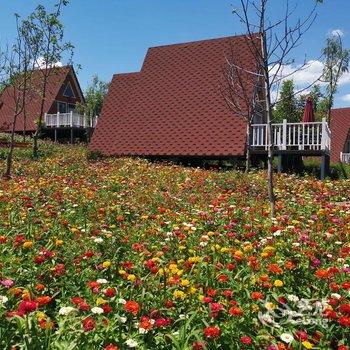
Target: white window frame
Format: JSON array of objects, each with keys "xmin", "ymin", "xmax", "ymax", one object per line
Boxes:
[{"xmin": 63, "ymin": 81, "xmax": 76, "ymax": 98}]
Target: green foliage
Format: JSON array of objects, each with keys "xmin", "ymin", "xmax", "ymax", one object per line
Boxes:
[
  {"xmin": 273, "ymin": 80, "xmax": 298, "ymax": 122},
  {"xmin": 77, "ymin": 75, "xmax": 109, "ymax": 118},
  {"xmin": 322, "ymin": 33, "xmax": 350, "ymax": 118}
]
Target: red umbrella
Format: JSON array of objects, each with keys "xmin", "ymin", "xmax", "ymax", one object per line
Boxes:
[{"xmin": 302, "ymin": 96, "xmax": 315, "ymax": 123}]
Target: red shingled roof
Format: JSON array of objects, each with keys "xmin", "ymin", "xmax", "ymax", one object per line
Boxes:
[
  {"xmin": 0, "ymin": 65, "xmax": 77, "ymax": 132},
  {"xmin": 90, "ymin": 35, "xmax": 261, "ymax": 157},
  {"xmin": 331, "ymin": 107, "xmax": 350, "ymax": 162}
]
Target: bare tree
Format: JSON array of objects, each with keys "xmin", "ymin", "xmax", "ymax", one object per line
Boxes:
[
  {"xmin": 2, "ymin": 15, "xmax": 33, "ymax": 178},
  {"xmin": 221, "ymin": 42, "xmax": 264, "ymax": 172},
  {"xmin": 230, "ymin": 0, "xmax": 317, "ymax": 217},
  {"xmin": 21, "ymin": 0, "xmax": 73, "ymax": 158}
]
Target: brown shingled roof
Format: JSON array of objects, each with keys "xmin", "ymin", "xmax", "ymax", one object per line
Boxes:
[
  {"xmin": 90, "ymin": 34, "xmax": 261, "ymax": 157},
  {"xmin": 0, "ymin": 65, "xmax": 78, "ymax": 132},
  {"xmin": 331, "ymin": 107, "xmax": 350, "ymax": 162}
]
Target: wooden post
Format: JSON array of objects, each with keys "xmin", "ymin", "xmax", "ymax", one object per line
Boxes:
[
  {"xmin": 277, "ymin": 154, "xmax": 283, "ymax": 173},
  {"xmin": 321, "ymin": 118, "xmax": 326, "ymax": 150},
  {"xmin": 320, "ymin": 153, "xmax": 330, "ymax": 180},
  {"xmin": 54, "ymin": 128, "xmax": 57, "ymax": 143},
  {"xmin": 282, "ymin": 119, "xmax": 287, "ymax": 150},
  {"xmin": 70, "ymin": 128, "xmax": 74, "ymax": 144},
  {"xmin": 57, "ymin": 112, "xmax": 60, "ymax": 128}
]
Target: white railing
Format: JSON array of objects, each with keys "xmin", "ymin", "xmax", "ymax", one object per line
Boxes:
[
  {"xmin": 250, "ymin": 118, "xmax": 331, "ymax": 151},
  {"xmin": 340, "ymin": 152, "xmax": 350, "ymax": 164},
  {"xmin": 44, "ymin": 112, "xmax": 98, "ymax": 128}
]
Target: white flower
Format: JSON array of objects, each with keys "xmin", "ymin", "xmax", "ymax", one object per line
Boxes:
[
  {"xmin": 273, "ymin": 230, "xmax": 282, "ymax": 236},
  {"xmin": 118, "ymin": 316, "xmax": 127, "ymax": 323},
  {"xmin": 125, "ymin": 339, "xmax": 138, "ymax": 348},
  {"xmin": 91, "ymin": 307, "xmax": 104, "ymax": 314},
  {"xmin": 199, "ymin": 242, "xmax": 207, "ymax": 247},
  {"xmin": 280, "ymin": 333, "xmax": 294, "ymax": 343},
  {"xmin": 331, "ymin": 293, "xmax": 341, "ymax": 300},
  {"xmin": 0, "ymin": 295, "xmax": 8, "ymax": 304},
  {"xmin": 58, "ymin": 306, "xmax": 76, "ymax": 315},
  {"xmin": 96, "ymin": 278, "xmax": 108, "ymax": 284},
  {"xmin": 287, "ymin": 294, "xmax": 299, "ymax": 302},
  {"xmin": 139, "ymin": 327, "xmax": 148, "ymax": 334},
  {"xmin": 118, "ymin": 298, "xmax": 126, "ymax": 304},
  {"xmin": 94, "ymin": 237, "xmax": 104, "ymax": 243}
]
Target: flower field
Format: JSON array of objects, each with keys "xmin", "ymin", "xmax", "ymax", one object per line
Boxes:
[{"xmin": 0, "ymin": 144, "xmax": 350, "ymax": 349}]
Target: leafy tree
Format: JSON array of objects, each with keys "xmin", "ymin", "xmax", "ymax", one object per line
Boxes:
[
  {"xmin": 274, "ymin": 80, "xmax": 298, "ymax": 123},
  {"xmin": 20, "ymin": 0, "xmax": 74, "ymax": 158},
  {"xmin": 322, "ymin": 33, "xmax": 350, "ymax": 121},
  {"xmin": 77, "ymin": 75, "xmax": 109, "ymax": 119}
]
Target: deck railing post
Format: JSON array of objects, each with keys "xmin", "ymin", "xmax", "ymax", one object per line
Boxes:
[
  {"xmin": 70, "ymin": 111, "xmax": 73, "ymax": 127},
  {"xmin": 321, "ymin": 117, "xmax": 326, "ymax": 150},
  {"xmin": 282, "ymin": 119, "xmax": 287, "ymax": 150},
  {"xmin": 57, "ymin": 112, "xmax": 60, "ymax": 128}
]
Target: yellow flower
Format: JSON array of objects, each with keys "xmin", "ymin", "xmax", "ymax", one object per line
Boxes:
[
  {"xmin": 23, "ymin": 241, "xmax": 33, "ymax": 249},
  {"xmin": 264, "ymin": 302, "xmax": 276, "ymax": 310},
  {"xmin": 36, "ymin": 312, "xmax": 46, "ymax": 321},
  {"xmin": 181, "ymin": 279, "xmax": 190, "ymax": 287},
  {"xmin": 127, "ymin": 274, "xmax": 136, "ymax": 282},
  {"xmin": 302, "ymin": 341, "xmax": 313, "ymax": 349},
  {"xmin": 274, "ymin": 280, "xmax": 284, "ymax": 287},
  {"xmin": 118, "ymin": 269, "xmax": 126, "ymax": 275},
  {"xmin": 55, "ymin": 239, "xmax": 64, "ymax": 246},
  {"xmin": 173, "ymin": 290, "xmax": 186, "ymax": 300},
  {"xmin": 96, "ymin": 297, "xmax": 107, "ymax": 305},
  {"xmin": 189, "ymin": 256, "xmax": 200, "ymax": 263},
  {"xmin": 71, "ymin": 227, "xmax": 78, "ymax": 233},
  {"xmin": 102, "ymin": 260, "xmax": 111, "ymax": 269},
  {"xmin": 189, "ymin": 286, "xmax": 197, "ymax": 294}
]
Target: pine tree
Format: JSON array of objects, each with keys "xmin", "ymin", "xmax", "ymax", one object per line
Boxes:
[{"xmin": 274, "ymin": 80, "xmax": 298, "ymax": 122}]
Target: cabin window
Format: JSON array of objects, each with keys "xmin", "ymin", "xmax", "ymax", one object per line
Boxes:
[
  {"xmin": 63, "ymin": 82, "xmax": 75, "ymax": 98},
  {"xmin": 68, "ymin": 104, "xmax": 76, "ymax": 112},
  {"xmin": 57, "ymin": 101, "xmax": 67, "ymax": 113},
  {"xmin": 344, "ymin": 138, "xmax": 350, "ymax": 153}
]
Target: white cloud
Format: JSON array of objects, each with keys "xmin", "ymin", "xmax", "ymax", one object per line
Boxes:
[
  {"xmin": 34, "ymin": 56, "xmax": 62, "ymax": 69},
  {"xmin": 339, "ymin": 71, "xmax": 350, "ymax": 86},
  {"xmin": 270, "ymin": 60, "xmax": 324, "ymax": 87},
  {"xmin": 330, "ymin": 29, "xmax": 344, "ymax": 37},
  {"xmin": 340, "ymin": 94, "xmax": 350, "ymax": 103}
]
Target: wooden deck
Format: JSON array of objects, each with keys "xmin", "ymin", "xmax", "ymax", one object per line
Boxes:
[{"xmin": 249, "ymin": 118, "xmax": 331, "ymax": 179}]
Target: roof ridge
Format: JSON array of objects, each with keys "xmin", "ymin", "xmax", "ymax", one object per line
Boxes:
[{"xmin": 148, "ymin": 33, "xmax": 259, "ymax": 50}]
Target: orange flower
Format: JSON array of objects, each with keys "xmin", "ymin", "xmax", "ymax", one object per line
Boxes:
[
  {"xmin": 36, "ymin": 296, "xmax": 52, "ymax": 306},
  {"xmin": 228, "ymin": 306, "xmax": 243, "ymax": 316},
  {"xmin": 251, "ymin": 291, "xmax": 264, "ymax": 300},
  {"xmin": 124, "ymin": 300, "xmax": 140, "ymax": 315},
  {"xmin": 268, "ymin": 264, "xmax": 283, "ymax": 274}
]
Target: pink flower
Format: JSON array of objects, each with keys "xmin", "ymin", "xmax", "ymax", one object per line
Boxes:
[{"xmin": 1, "ymin": 279, "xmax": 14, "ymax": 288}]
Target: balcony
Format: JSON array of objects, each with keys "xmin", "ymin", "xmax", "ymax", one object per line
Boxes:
[
  {"xmin": 250, "ymin": 118, "xmax": 331, "ymax": 152},
  {"xmin": 44, "ymin": 112, "xmax": 98, "ymax": 129},
  {"xmin": 340, "ymin": 152, "xmax": 350, "ymax": 164}
]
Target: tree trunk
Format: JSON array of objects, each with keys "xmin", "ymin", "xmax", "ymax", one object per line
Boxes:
[
  {"xmin": 4, "ymin": 114, "xmax": 18, "ymax": 179},
  {"xmin": 261, "ymin": 32, "xmax": 276, "ymax": 218},
  {"xmin": 245, "ymin": 124, "xmax": 251, "ymax": 173}
]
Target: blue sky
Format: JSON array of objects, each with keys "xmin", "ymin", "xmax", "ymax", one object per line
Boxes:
[{"xmin": 0, "ymin": 0, "xmax": 349, "ymax": 107}]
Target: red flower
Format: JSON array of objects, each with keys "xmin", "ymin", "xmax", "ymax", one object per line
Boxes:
[
  {"xmin": 295, "ymin": 330, "xmax": 308, "ymax": 341},
  {"xmin": 338, "ymin": 316, "xmax": 350, "ymax": 327},
  {"xmin": 104, "ymin": 287, "xmax": 116, "ymax": 298},
  {"xmin": 102, "ymin": 304, "xmax": 113, "ymax": 313},
  {"xmin": 18, "ymin": 300, "xmax": 38, "ymax": 316},
  {"xmin": 339, "ymin": 304, "xmax": 350, "ymax": 315},
  {"xmin": 251, "ymin": 291, "xmax": 264, "ymax": 300},
  {"xmin": 154, "ymin": 317, "xmax": 171, "ymax": 328},
  {"xmin": 164, "ymin": 300, "xmax": 174, "ymax": 308},
  {"xmin": 82, "ymin": 317, "xmax": 96, "ymax": 331},
  {"xmin": 124, "ymin": 300, "xmax": 140, "ymax": 315},
  {"xmin": 203, "ymin": 326, "xmax": 220, "ymax": 339},
  {"xmin": 341, "ymin": 282, "xmax": 350, "ymax": 290},
  {"xmin": 229, "ymin": 306, "xmax": 243, "ymax": 316},
  {"xmin": 79, "ymin": 302, "xmax": 90, "ymax": 312},
  {"xmin": 71, "ymin": 297, "xmax": 84, "ymax": 305},
  {"xmin": 240, "ymin": 336, "xmax": 252, "ymax": 345},
  {"xmin": 104, "ymin": 344, "xmax": 119, "ymax": 350},
  {"xmin": 192, "ymin": 341, "xmax": 208, "ymax": 350}
]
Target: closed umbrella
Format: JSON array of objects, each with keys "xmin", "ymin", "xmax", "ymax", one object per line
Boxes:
[{"xmin": 302, "ymin": 96, "xmax": 315, "ymax": 123}]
